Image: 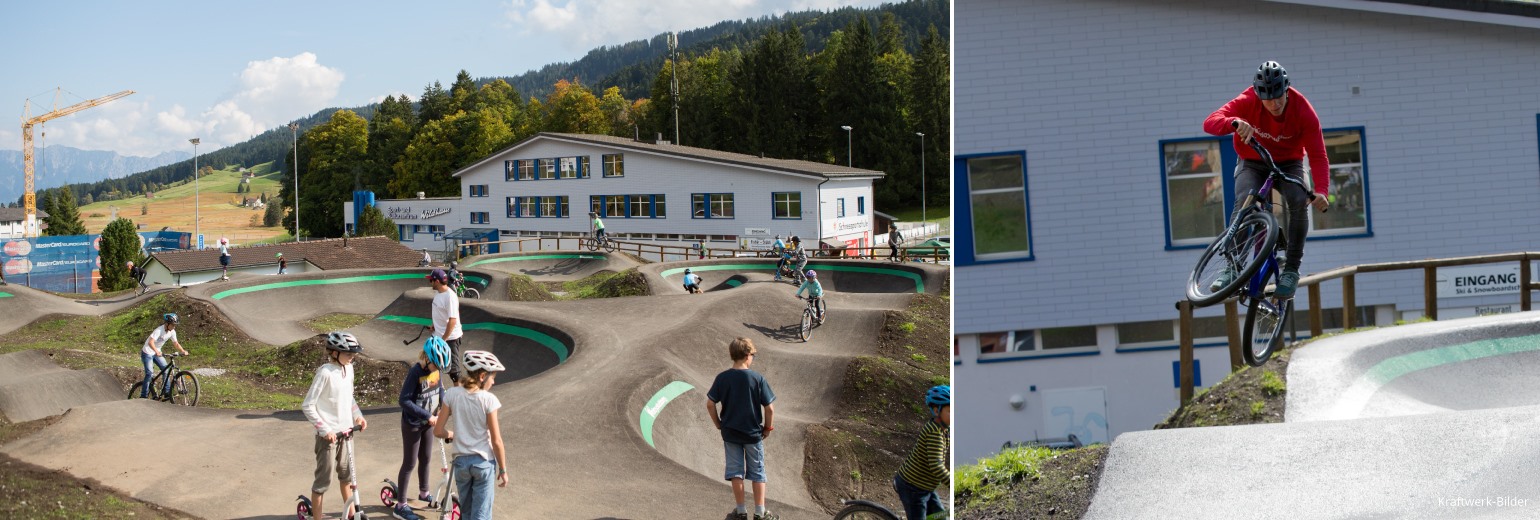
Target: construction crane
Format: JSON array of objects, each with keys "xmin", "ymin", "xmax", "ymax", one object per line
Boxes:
[{"xmin": 19, "ymin": 88, "xmax": 135, "ymax": 237}]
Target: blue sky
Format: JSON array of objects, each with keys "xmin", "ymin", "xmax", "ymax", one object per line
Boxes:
[{"xmin": 1, "ymin": 0, "xmax": 888, "ymax": 157}]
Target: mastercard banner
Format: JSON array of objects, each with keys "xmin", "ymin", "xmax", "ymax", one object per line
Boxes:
[{"xmin": 1, "ymin": 231, "xmax": 190, "ymax": 292}]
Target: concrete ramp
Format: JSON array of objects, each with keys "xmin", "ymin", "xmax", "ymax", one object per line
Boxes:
[
  {"xmin": 463, "ymin": 251, "xmax": 640, "ymax": 281},
  {"xmin": 640, "ymin": 258, "xmax": 946, "ymax": 295},
  {"xmin": 0, "ymin": 285, "xmax": 155, "ymax": 336},
  {"xmin": 0, "ymin": 350, "xmax": 70, "ymax": 381},
  {"xmin": 0, "ymin": 368, "xmax": 125, "ymax": 422}
]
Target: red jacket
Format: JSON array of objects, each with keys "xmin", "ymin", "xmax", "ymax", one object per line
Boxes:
[{"xmin": 1204, "ymin": 86, "xmax": 1330, "ymax": 196}]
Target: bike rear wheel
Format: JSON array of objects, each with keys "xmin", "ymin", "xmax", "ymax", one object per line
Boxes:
[
  {"xmin": 602, "ymin": 238, "xmax": 617, "ymax": 253},
  {"xmin": 1242, "ymin": 296, "xmax": 1291, "ymax": 367},
  {"xmin": 127, "ymin": 382, "xmax": 146, "ymax": 400},
  {"xmin": 800, "ymin": 308, "xmax": 815, "ymax": 342},
  {"xmin": 463, "ymin": 287, "xmax": 480, "ymax": 299},
  {"xmin": 584, "ymin": 237, "xmax": 599, "ymax": 252},
  {"xmin": 169, "ymin": 371, "xmax": 200, "ymax": 406},
  {"xmin": 1187, "ymin": 211, "xmax": 1278, "ymax": 307},
  {"xmin": 834, "ymin": 502, "xmax": 901, "ymax": 520}
]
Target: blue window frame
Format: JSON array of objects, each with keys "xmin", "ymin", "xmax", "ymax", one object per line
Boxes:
[
  {"xmin": 692, "ymin": 193, "xmax": 734, "ymax": 219},
  {"xmin": 955, "ymin": 151, "xmax": 1032, "ymax": 265},
  {"xmin": 1158, "ymin": 126, "xmax": 1371, "ymax": 250},
  {"xmin": 469, "ymin": 185, "xmax": 488, "ymax": 197},
  {"xmin": 470, "ymin": 212, "xmax": 489, "ymax": 224},
  {"xmin": 772, "ymin": 192, "xmax": 801, "ymax": 220},
  {"xmin": 857, "ymin": 196, "xmax": 865, "ymax": 215},
  {"xmin": 590, "ymin": 194, "xmax": 665, "ymax": 218}
]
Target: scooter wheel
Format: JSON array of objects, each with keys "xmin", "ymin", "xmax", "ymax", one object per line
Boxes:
[
  {"xmin": 295, "ymin": 496, "xmax": 313, "ymax": 520},
  {"xmin": 380, "ymin": 481, "xmax": 398, "ymax": 507}
]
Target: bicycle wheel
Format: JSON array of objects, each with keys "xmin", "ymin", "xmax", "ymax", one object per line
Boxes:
[
  {"xmin": 800, "ymin": 308, "xmax": 814, "ymax": 342},
  {"xmin": 1242, "ymin": 297, "xmax": 1291, "ymax": 367},
  {"xmin": 127, "ymin": 382, "xmax": 146, "ymax": 400},
  {"xmin": 464, "ymin": 287, "xmax": 480, "ymax": 299},
  {"xmin": 1187, "ymin": 211, "xmax": 1278, "ymax": 307},
  {"xmin": 834, "ymin": 502, "xmax": 901, "ymax": 520},
  {"xmin": 602, "ymin": 238, "xmax": 617, "ymax": 253},
  {"xmin": 169, "ymin": 371, "xmax": 200, "ymax": 406},
  {"xmin": 584, "ymin": 237, "xmax": 599, "ymax": 252}
]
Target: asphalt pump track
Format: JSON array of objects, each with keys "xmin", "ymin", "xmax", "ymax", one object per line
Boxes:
[{"xmin": 0, "ymin": 254, "xmax": 948, "ymax": 519}]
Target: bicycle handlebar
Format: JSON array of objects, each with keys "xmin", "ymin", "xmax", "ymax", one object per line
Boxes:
[{"xmin": 1231, "ymin": 120, "xmax": 1317, "ymax": 199}]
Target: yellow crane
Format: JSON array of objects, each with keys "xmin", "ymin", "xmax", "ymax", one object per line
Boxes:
[{"xmin": 19, "ymin": 88, "xmax": 135, "ymax": 237}]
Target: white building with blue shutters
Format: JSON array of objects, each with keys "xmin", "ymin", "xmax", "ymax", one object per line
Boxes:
[
  {"xmin": 953, "ymin": 0, "xmax": 1540, "ymax": 463},
  {"xmin": 345, "ymin": 133, "xmax": 884, "ymax": 256}
]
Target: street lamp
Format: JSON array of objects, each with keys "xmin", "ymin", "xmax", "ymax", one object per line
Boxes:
[
  {"xmin": 289, "ymin": 122, "xmax": 300, "ymax": 242},
  {"xmin": 917, "ymin": 132, "xmax": 926, "ymax": 230},
  {"xmin": 840, "ymin": 125, "xmax": 852, "ymax": 167},
  {"xmin": 189, "ymin": 138, "xmax": 200, "ymax": 247}
]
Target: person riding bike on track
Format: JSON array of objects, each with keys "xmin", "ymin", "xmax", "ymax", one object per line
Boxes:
[
  {"xmin": 140, "ymin": 313, "xmax": 188, "ymax": 398},
  {"xmin": 794, "ymin": 270, "xmax": 824, "ymax": 322},
  {"xmin": 447, "ymin": 261, "xmax": 466, "ymax": 293},
  {"xmin": 683, "ymin": 268, "xmax": 704, "ymax": 294},
  {"xmin": 591, "ymin": 212, "xmax": 607, "ymax": 241},
  {"xmin": 1204, "ymin": 60, "xmax": 1331, "ymax": 299},
  {"xmin": 893, "ymin": 385, "xmax": 950, "ymax": 520},
  {"xmin": 391, "ymin": 336, "xmax": 452, "ymax": 520},
  {"xmin": 127, "ymin": 261, "xmax": 148, "ymax": 292}
]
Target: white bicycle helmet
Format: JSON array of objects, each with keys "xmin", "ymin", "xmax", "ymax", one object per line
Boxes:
[
  {"xmin": 462, "ymin": 350, "xmax": 505, "ymax": 373},
  {"xmin": 326, "ymin": 331, "xmax": 363, "ymax": 353}
]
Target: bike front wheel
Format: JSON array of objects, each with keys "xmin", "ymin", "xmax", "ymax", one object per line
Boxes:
[
  {"xmin": 1187, "ymin": 211, "xmax": 1278, "ymax": 307},
  {"xmin": 583, "ymin": 238, "xmax": 599, "ymax": 252},
  {"xmin": 800, "ymin": 308, "xmax": 815, "ymax": 342},
  {"xmin": 602, "ymin": 238, "xmax": 617, "ymax": 253},
  {"xmin": 1242, "ymin": 297, "xmax": 1291, "ymax": 367},
  {"xmin": 463, "ymin": 287, "xmax": 480, "ymax": 299},
  {"xmin": 169, "ymin": 371, "xmax": 200, "ymax": 406},
  {"xmin": 833, "ymin": 502, "xmax": 901, "ymax": 520}
]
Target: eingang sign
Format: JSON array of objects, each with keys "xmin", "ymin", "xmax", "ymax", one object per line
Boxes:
[{"xmin": 1436, "ymin": 264, "xmax": 1537, "ymax": 298}]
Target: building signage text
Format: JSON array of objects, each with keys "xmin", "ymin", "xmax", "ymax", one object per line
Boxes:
[
  {"xmin": 1436, "ymin": 264, "xmax": 1537, "ymax": 298},
  {"xmin": 387, "ymin": 207, "xmax": 452, "ymax": 220}
]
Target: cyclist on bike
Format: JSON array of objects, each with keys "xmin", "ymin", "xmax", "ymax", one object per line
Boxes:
[
  {"xmin": 683, "ymin": 268, "xmax": 704, "ymax": 294},
  {"xmin": 794, "ymin": 270, "xmax": 824, "ymax": 322},
  {"xmin": 302, "ymin": 331, "xmax": 369, "ymax": 520},
  {"xmin": 127, "ymin": 261, "xmax": 148, "ymax": 293},
  {"xmin": 447, "ymin": 261, "xmax": 466, "ymax": 293},
  {"xmin": 1204, "ymin": 61, "xmax": 1331, "ymax": 298},
  {"xmin": 392, "ymin": 336, "xmax": 452, "ymax": 520},
  {"xmin": 139, "ymin": 313, "xmax": 189, "ymax": 398},
  {"xmin": 590, "ymin": 212, "xmax": 607, "ymax": 241},
  {"xmin": 893, "ymin": 385, "xmax": 950, "ymax": 520}
]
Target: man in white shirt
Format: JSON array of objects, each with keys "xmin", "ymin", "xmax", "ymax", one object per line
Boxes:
[
  {"xmin": 427, "ymin": 269, "xmax": 464, "ymax": 381},
  {"xmin": 139, "ymin": 313, "xmax": 189, "ymax": 398}
]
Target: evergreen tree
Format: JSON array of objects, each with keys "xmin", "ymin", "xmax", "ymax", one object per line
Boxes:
[
  {"xmin": 677, "ymin": 49, "xmax": 740, "ymax": 151},
  {"xmin": 263, "ymin": 197, "xmax": 283, "ymax": 227},
  {"xmin": 451, "ymin": 70, "xmax": 478, "ymax": 113},
  {"xmin": 355, "ymin": 203, "xmax": 399, "ymax": 240},
  {"xmin": 910, "ymin": 25, "xmax": 950, "ymax": 212},
  {"xmin": 98, "ymin": 218, "xmax": 139, "ymax": 292},
  {"xmin": 824, "ymin": 16, "xmax": 909, "ymax": 208},
  {"xmin": 365, "ymin": 94, "xmax": 418, "ymax": 193},
  {"xmin": 44, "ymin": 185, "xmax": 87, "ymax": 236},
  {"xmin": 732, "ymin": 26, "xmax": 818, "ymax": 161},
  {"xmin": 390, "ymin": 113, "xmax": 464, "ymax": 199},
  {"xmin": 418, "ymin": 81, "xmax": 453, "ymax": 126}
]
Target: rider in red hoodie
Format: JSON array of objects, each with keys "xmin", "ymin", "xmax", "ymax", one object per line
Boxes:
[{"xmin": 1203, "ymin": 61, "xmax": 1331, "ymax": 298}]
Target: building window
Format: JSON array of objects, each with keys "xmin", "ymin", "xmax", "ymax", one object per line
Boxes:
[
  {"xmin": 399, "ymin": 225, "xmax": 414, "ymax": 241},
  {"xmin": 540, "ymin": 196, "xmax": 568, "ymax": 218},
  {"xmin": 521, "ymin": 197, "xmax": 538, "ymax": 217},
  {"xmin": 605, "ymin": 195, "xmax": 625, "ymax": 217},
  {"xmin": 592, "ymin": 194, "xmax": 664, "ymax": 218},
  {"xmin": 470, "ymin": 212, "xmax": 489, "ymax": 224},
  {"xmin": 692, "ymin": 193, "xmax": 734, "ymax": 219},
  {"xmin": 1116, "ymin": 319, "xmax": 1175, "ymax": 347},
  {"xmin": 837, "ymin": 198, "xmax": 846, "ymax": 218},
  {"xmin": 1311, "ymin": 128, "xmax": 1369, "ymax": 236},
  {"xmin": 1162, "ymin": 140, "xmax": 1226, "ymax": 247},
  {"xmin": 559, "ymin": 157, "xmax": 579, "ymax": 179},
  {"xmin": 628, "ymin": 195, "xmax": 650, "ymax": 218},
  {"xmin": 578, "ymin": 156, "xmax": 591, "ymax": 178},
  {"xmin": 504, "ymin": 161, "xmax": 516, "ymax": 181},
  {"xmin": 603, "ymin": 154, "xmax": 624, "ymax": 177},
  {"xmin": 773, "ymin": 192, "xmax": 801, "ymax": 219},
  {"xmin": 469, "ymin": 185, "xmax": 488, "ymax": 197},
  {"xmin": 506, "ymin": 197, "xmax": 517, "ymax": 218},
  {"xmin": 978, "ymin": 331, "xmax": 1032, "ymax": 355},
  {"xmin": 979, "ymin": 326, "xmax": 1096, "ymax": 357},
  {"xmin": 654, "ymin": 194, "xmax": 666, "ymax": 218},
  {"xmin": 538, "ymin": 158, "xmax": 555, "ymax": 180},
  {"xmin": 858, "ymin": 196, "xmax": 865, "ymax": 216},
  {"xmin": 518, "ymin": 159, "xmax": 536, "ymax": 180},
  {"xmin": 957, "ymin": 152, "xmax": 1031, "ymax": 264}
]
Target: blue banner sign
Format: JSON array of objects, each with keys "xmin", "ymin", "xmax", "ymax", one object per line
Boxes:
[{"xmin": 2, "ymin": 231, "xmax": 190, "ymax": 293}]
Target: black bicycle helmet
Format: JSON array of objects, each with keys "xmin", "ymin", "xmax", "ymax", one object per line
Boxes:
[
  {"xmin": 1253, "ymin": 61, "xmax": 1290, "ymax": 100},
  {"xmin": 163, "ymin": 313, "xmax": 178, "ymax": 324},
  {"xmin": 326, "ymin": 331, "xmax": 363, "ymax": 353}
]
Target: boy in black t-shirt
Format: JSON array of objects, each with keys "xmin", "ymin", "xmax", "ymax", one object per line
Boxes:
[{"xmin": 706, "ymin": 338, "xmax": 778, "ymax": 520}]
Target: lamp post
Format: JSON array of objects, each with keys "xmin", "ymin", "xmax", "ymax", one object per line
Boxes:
[
  {"xmin": 189, "ymin": 138, "xmax": 200, "ymax": 247},
  {"xmin": 840, "ymin": 125, "xmax": 852, "ymax": 167},
  {"xmin": 917, "ymin": 132, "xmax": 926, "ymax": 230},
  {"xmin": 289, "ymin": 122, "xmax": 300, "ymax": 242}
]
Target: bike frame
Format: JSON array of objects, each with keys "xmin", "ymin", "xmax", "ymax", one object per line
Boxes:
[
  {"xmin": 1232, "ymin": 137, "xmax": 1306, "ymax": 303},
  {"xmin": 149, "ymin": 355, "xmax": 181, "ymax": 398}
]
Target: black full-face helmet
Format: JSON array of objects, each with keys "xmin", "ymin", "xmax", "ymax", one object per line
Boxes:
[{"xmin": 1253, "ymin": 61, "xmax": 1290, "ymax": 100}]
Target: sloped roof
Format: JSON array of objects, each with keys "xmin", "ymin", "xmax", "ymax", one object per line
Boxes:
[
  {"xmin": 0, "ymin": 208, "xmax": 50, "ymax": 222},
  {"xmin": 452, "ymin": 132, "xmax": 885, "ymax": 181},
  {"xmin": 148, "ymin": 236, "xmax": 421, "ymax": 274}
]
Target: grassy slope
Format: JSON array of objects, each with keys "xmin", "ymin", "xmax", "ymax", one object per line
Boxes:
[{"xmin": 76, "ymin": 163, "xmax": 287, "ymax": 244}]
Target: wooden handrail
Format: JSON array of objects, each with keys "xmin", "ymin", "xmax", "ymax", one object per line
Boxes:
[{"xmin": 1176, "ymin": 251, "xmax": 1540, "ymax": 404}]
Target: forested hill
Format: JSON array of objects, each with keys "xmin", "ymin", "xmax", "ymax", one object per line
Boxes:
[{"xmin": 498, "ymin": 0, "xmax": 949, "ymax": 100}]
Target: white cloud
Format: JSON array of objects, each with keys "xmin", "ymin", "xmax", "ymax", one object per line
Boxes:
[
  {"xmin": 29, "ymin": 53, "xmax": 344, "ymax": 156},
  {"xmin": 502, "ymin": 0, "xmax": 885, "ymax": 50}
]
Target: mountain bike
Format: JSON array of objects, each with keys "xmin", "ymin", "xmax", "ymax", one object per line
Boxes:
[
  {"xmin": 450, "ymin": 273, "xmax": 479, "ymax": 299},
  {"xmin": 584, "ymin": 233, "xmax": 617, "ymax": 253},
  {"xmin": 832, "ymin": 499, "xmax": 949, "ymax": 520},
  {"xmin": 381, "ymin": 437, "xmax": 460, "ymax": 520},
  {"xmin": 799, "ymin": 296, "xmax": 825, "ymax": 342},
  {"xmin": 127, "ymin": 352, "xmax": 200, "ymax": 406},
  {"xmin": 1186, "ymin": 125, "xmax": 1320, "ymax": 366},
  {"xmin": 298, "ymin": 429, "xmax": 368, "ymax": 520}
]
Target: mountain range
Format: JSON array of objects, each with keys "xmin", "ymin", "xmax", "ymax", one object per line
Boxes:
[{"xmin": 0, "ymin": 146, "xmax": 190, "ymax": 205}]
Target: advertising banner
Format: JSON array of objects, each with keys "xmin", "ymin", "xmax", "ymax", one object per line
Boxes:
[{"xmin": 1, "ymin": 231, "xmax": 190, "ymax": 293}]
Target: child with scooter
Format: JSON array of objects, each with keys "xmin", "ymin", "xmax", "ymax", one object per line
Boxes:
[
  {"xmin": 385, "ymin": 337, "xmax": 453, "ymax": 520},
  {"xmin": 298, "ymin": 331, "xmax": 369, "ymax": 520},
  {"xmin": 433, "ymin": 350, "xmax": 508, "ymax": 520}
]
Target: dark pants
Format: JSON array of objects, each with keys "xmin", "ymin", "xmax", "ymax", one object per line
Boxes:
[
  {"xmin": 1231, "ymin": 159, "xmax": 1310, "ymax": 271},
  {"xmin": 445, "ymin": 337, "xmax": 462, "ymax": 382},
  {"xmin": 889, "ymin": 244, "xmax": 899, "ymax": 260},
  {"xmin": 894, "ymin": 474, "xmax": 944, "ymax": 520},
  {"xmin": 398, "ymin": 422, "xmax": 433, "ymax": 497}
]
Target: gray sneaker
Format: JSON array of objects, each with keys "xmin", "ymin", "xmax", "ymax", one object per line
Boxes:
[
  {"xmin": 1276, "ymin": 268, "xmax": 1300, "ymax": 298},
  {"xmin": 1209, "ymin": 266, "xmax": 1237, "ymax": 292},
  {"xmin": 725, "ymin": 512, "xmax": 749, "ymax": 520},
  {"xmin": 754, "ymin": 513, "xmax": 780, "ymax": 520}
]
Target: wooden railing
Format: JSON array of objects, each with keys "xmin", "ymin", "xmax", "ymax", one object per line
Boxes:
[
  {"xmin": 1176, "ymin": 251, "xmax": 1540, "ymax": 403},
  {"xmin": 451, "ymin": 238, "xmax": 950, "ymax": 264}
]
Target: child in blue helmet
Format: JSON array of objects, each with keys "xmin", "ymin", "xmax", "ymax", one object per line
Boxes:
[
  {"xmin": 894, "ymin": 385, "xmax": 950, "ymax": 520},
  {"xmin": 683, "ymin": 268, "xmax": 704, "ymax": 294},
  {"xmin": 794, "ymin": 270, "xmax": 824, "ymax": 322},
  {"xmin": 391, "ymin": 336, "xmax": 453, "ymax": 520},
  {"xmin": 139, "ymin": 313, "xmax": 188, "ymax": 398}
]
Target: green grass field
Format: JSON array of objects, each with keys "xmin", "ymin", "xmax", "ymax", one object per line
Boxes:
[{"xmin": 76, "ymin": 162, "xmax": 289, "ymax": 244}]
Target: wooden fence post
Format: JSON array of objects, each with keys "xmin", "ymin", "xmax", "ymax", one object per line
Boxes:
[
  {"xmin": 1308, "ymin": 282, "xmax": 1323, "ymax": 337},
  {"xmin": 1178, "ymin": 300, "xmax": 1194, "ymax": 404},
  {"xmin": 1523, "ymin": 257, "xmax": 1532, "ymax": 312},
  {"xmin": 1424, "ymin": 267, "xmax": 1438, "ymax": 321},
  {"xmin": 1343, "ymin": 274, "xmax": 1356, "ymax": 330},
  {"xmin": 1225, "ymin": 299, "xmax": 1242, "ymax": 371}
]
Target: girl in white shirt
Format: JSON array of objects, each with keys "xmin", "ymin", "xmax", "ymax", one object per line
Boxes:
[{"xmin": 433, "ymin": 350, "xmax": 508, "ymax": 520}]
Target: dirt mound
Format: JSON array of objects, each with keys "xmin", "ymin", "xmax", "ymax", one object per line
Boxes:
[
  {"xmin": 506, "ymin": 274, "xmax": 558, "ymax": 301},
  {"xmin": 276, "ymin": 335, "xmax": 409, "ymax": 407}
]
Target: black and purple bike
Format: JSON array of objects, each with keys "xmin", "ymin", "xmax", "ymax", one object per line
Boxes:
[{"xmin": 1186, "ymin": 122, "xmax": 1322, "ymax": 366}]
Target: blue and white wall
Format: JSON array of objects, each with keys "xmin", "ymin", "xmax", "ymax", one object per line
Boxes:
[{"xmin": 953, "ymin": 0, "xmax": 1540, "ymax": 463}]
